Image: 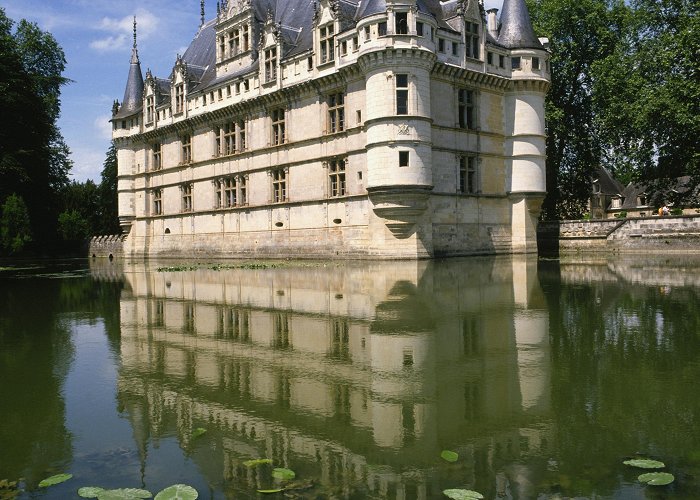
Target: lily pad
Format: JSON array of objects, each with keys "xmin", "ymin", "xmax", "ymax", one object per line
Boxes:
[
  {"xmin": 638, "ymin": 472, "xmax": 675, "ymax": 486},
  {"xmin": 272, "ymin": 468, "xmax": 296, "ymax": 480},
  {"xmin": 243, "ymin": 458, "xmax": 272, "ymax": 467},
  {"xmin": 443, "ymin": 489, "xmax": 484, "ymax": 499},
  {"xmin": 79, "ymin": 486, "xmax": 106, "ymax": 498},
  {"xmin": 96, "ymin": 488, "xmax": 153, "ymax": 499},
  {"xmin": 191, "ymin": 428, "xmax": 207, "ymax": 439},
  {"xmin": 154, "ymin": 484, "xmax": 198, "ymax": 500},
  {"xmin": 256, "ymin": 489, "xmax": 283, "ymax": 494},
  {"xmin": 441, "ymin": 450, "xmax": 459, "ymax": 463},
  {"xmin": 39, "ymin": 473, "xmax": 73, "ymax": 488},
  {"xmin": 623, "ymin": 459, "xmax": 665, "ymax": 469}
]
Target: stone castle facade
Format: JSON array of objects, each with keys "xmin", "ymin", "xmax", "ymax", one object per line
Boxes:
[{"xmin": 112, "ymin": 0, "xmax": 550, "ymax": 259}]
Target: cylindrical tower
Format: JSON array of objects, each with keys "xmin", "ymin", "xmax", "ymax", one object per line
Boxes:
[{"xmin": 358, "ymin": 47, "xmax": 436, "ymax": 251}]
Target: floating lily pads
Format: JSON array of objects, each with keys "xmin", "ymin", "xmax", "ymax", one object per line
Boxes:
[
  {"xmin": 256, "ymin": 489, "xmax": 284, "ymax": 494},
  {"xmin": 38, "ymin": 473, "xmax": 73, "ymax": 488},
  {"xmin": 638, "ymin": 472, "xmax": 675, "ymax": 486},
  {"xmin": 243, "ymin": 458, "xmax": 272, "ymax": 467},
  {"xmin": 191, "ymin": 428, "xmax": 207, "ymax": 439},
  {"xmin": 441, "ymin": 450, "xmax": 459, "ymax": 463},
  {"xmin": 154, "ymin": 484, "xmax": 198, "ymax": 500},
  {"xmin": 96, "ymin": 488, "xmax": 153, "ymax": 499},
  {"xmin": 442, "ymin": 489, "xmax": 484, "ymax": 499},
  {"xmin": 623, "ymin": 458, "xmax": 665, "ymax": 469},
  {"xmin": 78, "ymin": 486, "xmax": 106, "ymax": 498},
  {"xmin": 272, "ymin": 468, "xmax": 296, "ymax": 480}
]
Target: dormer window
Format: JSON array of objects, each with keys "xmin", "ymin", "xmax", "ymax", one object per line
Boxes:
[
  {"xmin": 229, "ymin": 28, "xmax": 239, "ymax": 57},
  {"xmin": 174, "ymin": 83, "xmax": 184, "ymax": 114},
  {"xmin": 319, "ymin": 24, "xmax": 335, "ymax": 64},
  {"xmin": 145, "ymin": 95, "xmax": 155, "ymax": 124},
  {"xmin": 395, "ymin": 12, "xmax": 408, "ymax": 35},
  {"xmin": 264, "ymin": 47, "xmax": 277, "ymax": 83},
  {"xmin": 465, "ymin": 22, "xmax": 480, "ymax": 59},
  {"xmin": 242, "ymin": 25, "xmax": 249, "ymax": 51}
]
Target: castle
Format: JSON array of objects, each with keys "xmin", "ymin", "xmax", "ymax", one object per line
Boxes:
[{"xmin": 112, "ymin": 0, "xmax": 549, "ymax": 259}]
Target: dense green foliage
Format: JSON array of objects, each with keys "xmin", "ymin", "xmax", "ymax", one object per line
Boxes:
[
  {"xmin": 0, "ymin": 8, "xmax": 119, "ymax": 256},
  {"xmin": 529, "ymin": 0, "xmax": 699, "ymax": 219}
]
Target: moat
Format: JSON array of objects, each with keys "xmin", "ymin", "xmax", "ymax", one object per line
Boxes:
[{"xmin": 1, "ymin": 256, "xmax": 700, "ymax": 499}]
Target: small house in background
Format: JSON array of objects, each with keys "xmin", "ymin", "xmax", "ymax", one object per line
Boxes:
[{"xmin": 590, "ymin": 167, "xmax": 700, "ymax": 219}]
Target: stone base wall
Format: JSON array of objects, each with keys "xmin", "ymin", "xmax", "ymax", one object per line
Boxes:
[
  {"xmin": 538, "ymin": 215, "xmax": 700, "ymax": 254},
  {"xmin": 89, "ymin": 235, "xmax": 126, "ymax": 259}
]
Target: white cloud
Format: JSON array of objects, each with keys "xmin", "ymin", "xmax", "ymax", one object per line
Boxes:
[
  {"xmin": 69, "ymin": 147, "xmax": 107, "ymax": 183},
  {"xmin": 94, "ymin": 115, "xmax": 113, "ymax": 140},
  {"xmin": 91, "ymin": 8, "xmax": 160, "ymax": 53}
]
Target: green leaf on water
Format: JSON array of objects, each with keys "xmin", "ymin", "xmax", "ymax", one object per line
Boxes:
[
  {"xmin": 256, "ymin": 489, "xmax": 283, "ymax": 494},
  {"xmin": 441, "ymin": 450, "xmax": 459, "ymax": 463},
  {"xmin": 623, "ymin": 458, "xmax": 665, "ymax": 469},
  {"xmin": 154, "ymin": 484, "xmax": 198, "ymax": 500},
  {"xmin": 191, "ymin": 428, "xmax": 207, "ymax": 439},
  {"xmin": 442, "ymin": 489, "xmax": 485, "ymax": 499},
  {"xmin": 96, "ymin": 488, "xmax": 153, "ymax": 499},
  {"xmin": 78, "ymin": 486, "xmax": 106, "ymax": 498},
  {"xmin": 243, "ymin": 458, "xmax": 272, "ymax": 467},
  {"xmin": 638, "ymin": 472, "xmax": 675, "ymax": 486},
  {"xmin": 38, "ymin": 473, "xmax": 73, "ymax": 488},
  {"xmin": 272, "ymin": 468, "xmax": 296, "ymax": 480}
]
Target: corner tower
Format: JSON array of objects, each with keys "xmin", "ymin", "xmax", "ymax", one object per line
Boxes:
[
  {"xmin": 498, "ymin": 0, "xmax": 550, "ymax": 253},
  {"xmin": 111, "ymin": 18, "xmax": 144, "ymax": 236}
]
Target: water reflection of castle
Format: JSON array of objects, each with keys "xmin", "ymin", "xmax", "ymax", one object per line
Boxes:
[{"xmin": 114, "ymin": 257, "xmax": 551, "ymax": 498}]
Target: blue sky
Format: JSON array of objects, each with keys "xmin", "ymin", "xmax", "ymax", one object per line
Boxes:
[{"xmin": 1, "ymin": 0, "xmax": 503, "ymax": 183}]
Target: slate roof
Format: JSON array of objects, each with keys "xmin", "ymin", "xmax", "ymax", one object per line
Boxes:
[
  {"xmin": 497, "ymin": 0, "xmax": 543, "ymax": 49},
  {"xmin": 117, "ymin": 0, "xmax": 541, "ymax": 111}
]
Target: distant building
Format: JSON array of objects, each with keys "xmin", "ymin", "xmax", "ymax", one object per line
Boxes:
[
  {"xmin": 590, "ymin": 167, "xmax": 699, "ymax": 219},
  {"xmin": 112, "ymin": 0, "xmax": 550, "ymax": 259}
]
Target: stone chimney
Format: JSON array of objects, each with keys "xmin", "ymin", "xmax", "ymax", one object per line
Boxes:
[{"xmin": 486, "ymin": 8, "xmax": 499, "ymax": 39}]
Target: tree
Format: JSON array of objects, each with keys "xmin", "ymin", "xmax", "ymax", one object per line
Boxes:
[
  {"xmin": 527, "ymin": 0, "xmax": 629, "ymax": 219},
  {"xmin": 0, "ymin": 194, "xmax": 32, "ymax": 255},
  {"xmin": 98, "ymin": 144, "xmax": 120, "ymax": 235},
  {"xmin": 0, "ymin": 8, "xmax": 71, "ymax": 247},
  {"xmin": 594, "ymin": 0, "xmax": 700, "ymax": 205}
]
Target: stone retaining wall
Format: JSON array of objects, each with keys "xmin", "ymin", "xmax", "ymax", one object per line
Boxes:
[
  {"xmin": 89, "ymin": 235, "xmax": 125, "ymax": 259},
  {"xmin": 538, "ymin": 215, "xmax": 700, "ymax": 254}
]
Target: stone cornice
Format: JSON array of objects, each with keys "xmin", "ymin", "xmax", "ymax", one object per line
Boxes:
[{"xmin": 431, "ymin": 64, "xmax": 511, "ymax": 91}]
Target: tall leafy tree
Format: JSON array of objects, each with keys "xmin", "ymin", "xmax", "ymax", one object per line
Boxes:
[
  {"xmin": 527, "ymin": 0, "xmax": 629, "ymax": 219},
  {"xmin": 0, "ymin": 8, "xmax": 71, "ymax": 251},
  {"xmin": 98, "ymin": 143, "xmax": 120, "ymax": 235}
]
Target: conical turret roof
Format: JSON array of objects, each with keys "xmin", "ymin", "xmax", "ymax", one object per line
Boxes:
[
  {"xmin": 114, "ymin": 18, "xmax": 144, "ymax": 119},
  {"xmin": 497, "ymin": 0, "xmax": 543, "ymax": 49}
]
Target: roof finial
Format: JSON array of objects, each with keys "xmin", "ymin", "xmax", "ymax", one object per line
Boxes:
[
  {"xmin": 201, "ymin": 0, "xmax": 205, "ymax": 26},
  {"xmin": 133, "ymin": 16, "xmax": 137, "ymax": 49},
  {"xmin": 130, "ymin": 16, "xmax": 140, "ymax": 64}
]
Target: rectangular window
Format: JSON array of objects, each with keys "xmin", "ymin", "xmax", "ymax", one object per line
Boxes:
[
  {"xmin": 215, "ymin": 179, "xmax": 223, "ymax": 208},
  {"xmin": 499, "ymin": 54, "xmax": 505, "ymax": 68},
  {"xmin": 327, "ymin": 92, "xmax": 345, "ymax": 133},
  {"xmin": 363, "ymin": 25, "xmax": 370, "ymax": 42},
  {"xmin": 458, "ymin": 88, "xmax": 475, "ymax": 129},
  {"xmin": 219, "ymin": 34, "xmax": 226, "ymax": 61},
  {"xmin": 230, "ymin": 28, "xmax": 239, "ymax": 56},
  {"xmin": 329, "ymin": 158, "xmax": 346, "ymax": 197},
  {"xmin": 152, "ymin": 189, "xmax": 162, "ymax": 215},
  {"xmin": 395, "ymin": 12, "xmax": 408, "ymax": 34},
  {"xmin": 320, "ymin": 24, "xmax": 335, "ymax": 64},
  {"xmin": 352, "ymin": 36, "xmax": 359, "ymax": 51},
  {"xmin": 532, "ymin": 56, "xmax": 540, "ymax": 70},
  {"xmin": 271, "ymin": 108, "xmax": 285, "ymax": 145},
  {"xmin": 181, "ymin": 133, "xmax": 192, "ymax": 163},
  {"xmin": 242, "ymin": 24, "xmax": 249, "ymax": 51},
  {"xmin": 438, "ymin": 38, "xmax": 445, "ymax": 52},
  {"xmin": 459, "ymin": 155, "xmax": 477, "ymax": 194},
  {"xmin": 396, "ymin": 74, "xmax": 408, "ymax": 115},
  {"xmin": 512, "ymin": 56, "xmax": 521, "ymax": 70},
  {"xmin": 465, "ymin": 22, "xmax": 480, "ymax": 59},
  {"xmin": 399, "ymin": 151, "xmax": 409, "ymax": 167},
  {"xmin": 238, "ymin": 176, "xmax": 247, "ymax": 205},
  {"xmin": 174, "ymin": 83, "xmax": 184, "ymax": 114},
  {"xmin": 452, "ymin": 41, "xmax": 459, "ymax": 56},
  {"xmin": 265, "ymin": 47, "xmax": 277, "ymax": 82},
  {"xmin": 416, "ymin": 21, "xmax": 424, "ymax": 37},
  {"xmin": 182, "ymin": 183, "xmax": 193, "ymax": 212},
  {"xmin": 146, "ymin": 95, "xmax": 155, "ymax": 123},
  {"xmin": 223, "ymin": 177, "xmax": 236, "ymax": 207},
  {"xmin": 237, "ymin": 119, "xmax": 246, "ymax": 151},
  {"xmin": 487, "ymin": 52, "xmax": 493, "ymax": 65},
  {"xmin": 152, "ymin": 142, "xmax": 162, "ymax": 170},
  {"xmin": 378, "ymin": 22, "xmax": 387, "ymax": 36},
  {"xmin": 272, "ymin": 169, "xmax": 287, "ymax": 202},
  {"xmin": 340, "ymin": 40, "xmax": 348, "ymax": 56}
]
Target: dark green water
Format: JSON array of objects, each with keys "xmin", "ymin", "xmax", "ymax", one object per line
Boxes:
[{"xmin": 1, "ymin": 256, "xmax": 700, "ymax": 499}]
